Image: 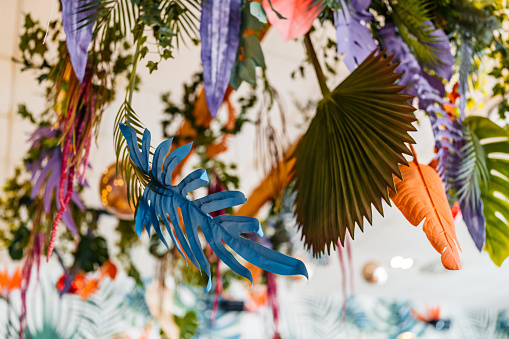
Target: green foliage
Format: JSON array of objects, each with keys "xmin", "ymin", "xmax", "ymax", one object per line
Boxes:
[
  {"xmin": 466, "ymin": 116, "xmax": 509, "ymax": 266},
  {"xmin": 8, "ymin": 226, "xmax": 30, "ymax": 260},
  {"xmin": 74, "ymin": 235, "xmax": 109, "ymax": 272},
  {"xmin": 452, "ymin": 127, "xmax": 488, "ymax": 211},
  {"xmin": 434, "ymin": 0, "xmax": 501, "ymax": 49},
  {"xmin": 293, "ymin": 51, "xmax": 416, "ymax": 255},
  {"xmin": 391, "ymin": 0, "xmax": 442, "ymax": 69},
  {"xmin": 174, "ymin": 311, "xmax": 199, "ymax": 339},
  {"xmin": 230, "ymin": 1, "xmax": 267, "ymax": 89}
]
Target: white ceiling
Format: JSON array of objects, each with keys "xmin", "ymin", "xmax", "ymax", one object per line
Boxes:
[{"xmin": 1, "ymin": 0, "xmax": 508, "ymax": 311}]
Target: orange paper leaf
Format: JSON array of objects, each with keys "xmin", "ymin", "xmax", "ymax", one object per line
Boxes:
[{"xmin": 390, "ymin": 162, "xmax": 462, "ymax": 270}]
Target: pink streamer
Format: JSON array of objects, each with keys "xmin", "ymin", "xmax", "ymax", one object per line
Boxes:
[
  {"xmin": 337, "ymin": 241, "xmax": 347, "ymax": 321},
  {"xmin": 267, "ymin": 272, "xmax": 280, "ymax": 339}
]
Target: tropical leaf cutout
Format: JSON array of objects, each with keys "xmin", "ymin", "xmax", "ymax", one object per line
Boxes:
[
  {"xmin": 390, "ymin": 162, "xmax": 462, "ymax": 270},
  {"xmin": 262, "ymin": 0, "xmax": 321, "ymax": 41},
  {"xmin": 334, "ymin": 0, "xmax": 377, "ymax": 72},
  {"xmin": 200, "ymin": 0, "xmax": 242, "ymax": 118},
  {"xmin": 391, "ymin": 0, "xmax": 453, "ymax": 80},
  {"xmin": 119, "ymin": 124, "xmax": 308, "ymax": 291},
  {"xmin": 62, "ymin": 0, "xmax": 96, "ymax": 82},
  {"xmin": 465, "ymin": 116, "xmax": 509, "ymax": 266},
  {"xmin": 293, "ymin": 50, "xmax": 417, "ymax": 255},
  {"xmin": 447, "ymin": 126, "xmax": 487, "ymax": 251}
]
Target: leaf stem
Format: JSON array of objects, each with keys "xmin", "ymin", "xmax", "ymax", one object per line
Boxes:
[
  {"xmin": 304, "ymin": 33, "xmax": 330, "ymax": 96},
  {"xmin": 127, "ymin": 42, "xmax": 141, "ymax": 104},
  {"xmin": 409, "ymin": 144, "xmax": 418, "ymax": 165}
]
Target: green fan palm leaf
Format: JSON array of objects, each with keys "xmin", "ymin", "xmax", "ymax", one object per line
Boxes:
[
  {"xmin": 465, "ymin": 116, "xmax": 509, "ymax": 266},
  {"xmin": 293, "ymin": 50, "xmax": 417, "ymax": 255}
]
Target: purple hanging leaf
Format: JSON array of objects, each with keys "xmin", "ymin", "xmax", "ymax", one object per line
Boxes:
[
  {"xmin": 200, "ymin": 0, "xmax": 242, "ymax": 118},
  {"xmin": 421, "ymin": 21, "xmax": 453, "ymax": 81},
  {"xmin": 379, "ymin": 24, "xmax": 421, "ymax": 90},
  {"xmin": 351, "ymin": 0, "xmax": 371, "ymax": 12},
  {"xmin": 351, "ymin": 0, "xmax": 373, "ymax": 21},
  {"xmin": 62, "ymin": 0, "xmax": 95, "ymax": 82},
  {"xmin": 27, "ymin": 127, "xmax": 87, "ymax": 235},
  {"xmin": 458, "ymin": 38, "xmax": 472, "ymax": 122},
  {"xmin": 334, "ymin": 0, "xmax": 377, "ymax": 72}
]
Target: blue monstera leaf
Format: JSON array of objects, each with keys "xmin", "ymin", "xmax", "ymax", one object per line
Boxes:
[{"xmin": 119, "ymin": 124, "xmax": 308, "ymax": 291}]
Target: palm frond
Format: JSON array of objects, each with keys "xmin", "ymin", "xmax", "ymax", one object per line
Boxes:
[
  {"xmin": 166, "ymin": 0, "xmax": 201, "ymax": 46},
  {"xmin": 293, "ymin": 50, "xmax": 417, "ymax": 255},
  {"xmin": 77, "ymin": 0, "xmax": 137, "ymax": 39},
  {"xmin": 391, "ymin": 0, "xmax": 445, "ymax": 72},
  {"xmin": 113, "ymin": 43, "xmax": 148, "ymax": 211}
]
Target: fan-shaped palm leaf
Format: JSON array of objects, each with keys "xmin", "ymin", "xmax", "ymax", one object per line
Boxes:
[
  {"xmin": 465, "ymin": 116, "xmax": 509, "ymax": 266},
  {"xmin": 119, "ymin": 124, "xmax": 308, "ymax": 291},
  {"xmin": 293, "ymin": 50, "xmax": 417, "ymax": 255}
]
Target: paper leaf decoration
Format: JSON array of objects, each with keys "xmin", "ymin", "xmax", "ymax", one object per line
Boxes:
[
  {"xmin": 445, "ymin": 126, "xmax": 487, "ymax": 251},
  {"xmin": 379, "ymin": 23, "xmax": 422, "ymax": 90},
  {"xmin": 390, "ymin": 162, "xmax": 462, "ymax": 270},
  {"xmin": 230, "ymin": 3, "xmax": 266, "ymax": 90},
  {"xmin": 334, "ymin": 0, "xmax": 377, "ymax": 71},
  {"xmin": 26, "ymin": 127, "xmax": 85, "ymax": 234},
  {"xmin": 420, "ymin": 21, "xmax": 454, "ymax": 81},
  {"xmin": 458, "ymin": 38, "xmax": 472, "ymax": 121},
  {"xmin": 465, "ymin": 116, "xmax": 509, "ymax": 266},
  {"xmin": 262, "ymin": 0, "xmax": 320, "ymax": 41},
  {"xmin": 62, "ymin": 0, "xmax": 95, "ymax": 82},
  {"xmin": 200, "ymin": 0, "xmax": 242, "ymax": 118},
  {"xmin": 119, "ymin": 124, "xmax": 308, "ymax": 290},
  {"xmin": 293, "ymin": 50, "xmax": 417, "ymax": 255},
  {"xmin": 391, "ymin": 1, "xmax": 453, "ymax": 81}
]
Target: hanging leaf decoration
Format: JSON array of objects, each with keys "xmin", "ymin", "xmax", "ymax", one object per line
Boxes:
[
  {"xmin": 293, "ymin": 50, "xmax": 417, "ymax": 255},
  {"xmin": 26, "ymin": 127, "xmax": 85, "ymax": 235},
  {"xmin": 458, "ymin": 37, "xmax": 473, "ymax": 121},
  {"xmin": 445, "ymin": 126, "xmax": 487, "ymax": 251},
  {"xmin": 390, "ymin": 162, "xmax": 462, "ymax": 270},
  {"xmin": 262, "ymin": 0, "xmax": 321, "ymax": 42},
  {"xmin": 334, "ymin": 0, "xmax": 377, "ymax": 71},
  {"xmin": 200, "ymin": 0, "xmax": 242, "ymax": 118},
  {"xmin": 230, "ymin": 1, "xmax": 267, "ymax": 90},
  {"xmin": 391, "ymin": 1, "xmax": 453, "ymax": 81},
  {"xmin": 62, "ymin": 0, "xmax": 96, "ymax": 82},
  {"xmin": 465, "ymin": 116, "xmax": 509, "ymax": 266},
  {"xmin": 119, "ymin": 124, "xmax": 308, "ymax": 291}
]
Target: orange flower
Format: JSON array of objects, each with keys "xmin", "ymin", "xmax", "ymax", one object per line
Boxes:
[
  {"xmin": 447, "ymin": 83, "xmax": 460, "ymax": 104},
  {"xmin": 100, "ymin": 261, "xmax": 118, "ymax": 280},
  {"xmin": 413, "ymin": 306, "xmax": 441, "ymax": 322},
  {"xmin": 0, "ymin": 267, "xmax": 22, "ymax": 298}
]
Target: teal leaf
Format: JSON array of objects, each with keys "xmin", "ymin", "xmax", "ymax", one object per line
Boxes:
[
  {"xmin": 119, "ymin": 123, "xmax": 308, "ymax": 290},
  {"xmin": 250, "ymin": 2, "xmax": 267, "ymax": 23}
]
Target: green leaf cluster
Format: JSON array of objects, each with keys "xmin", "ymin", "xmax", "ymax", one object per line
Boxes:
[{"xmin": 230, "ymin": 1, "xmax": 267, "ymax": 90}]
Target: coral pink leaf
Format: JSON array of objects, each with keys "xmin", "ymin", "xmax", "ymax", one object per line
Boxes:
[{"xmin": 262, "ymin": 0, "xmax": 320, "ymax": 41}]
